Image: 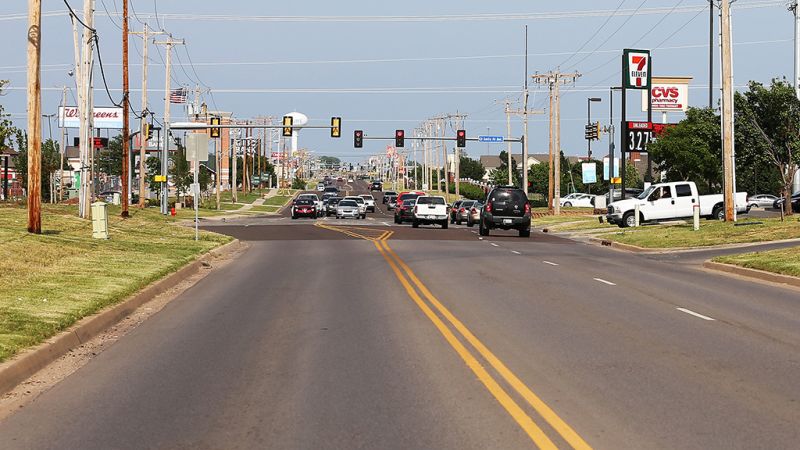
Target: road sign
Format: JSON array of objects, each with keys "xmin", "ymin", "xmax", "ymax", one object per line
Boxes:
[
  {"xmin": 611, "ymin": 177, "xmax": 622, "ymax": 184},
  {"xmin": 154, "ymin": 175, "xmax": 167, "ymax": 182},
  {"xmin": 478, "ymin": 135, "xmax": 504, "ymax": 143},
  {"xmin": 185, "ymin": 133, "xmax": 209, "ymax": 162},
  {"xmin": 623, "ymin": 49, "xmax": 651, "ymax": 90}
]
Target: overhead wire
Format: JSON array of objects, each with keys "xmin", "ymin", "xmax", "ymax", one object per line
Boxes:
[{"xmin": 556, "ymin": 0, "xmax": 627, "ymax": 68}]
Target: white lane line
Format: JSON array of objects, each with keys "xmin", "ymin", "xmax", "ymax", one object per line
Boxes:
[
  {"xmin": 490, "ymin": 243, "xmax": 499, "ymax": 247},
  {"xmin": 593, "ymin": 278, "xmax": 617, "ymax": 286},
  {"xmin": 382, "ymin": 221, "xmax": 389, "ymax": 226},
  {"xmin": 677, "ymin": 307, "xmax": 716, "ymax": 321},
  {"xmin": 511, "ymin": 250, "xmax": 521, "ymax": 255},
  {"xmin": 542, "ymin": 261, "xmax": 559, "ymax": 266},
  {"xmin": 471, "ymin": 231, "xmax": 478, "ymax": 234}
]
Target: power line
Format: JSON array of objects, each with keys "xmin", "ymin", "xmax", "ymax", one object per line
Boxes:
[{"xmin": 556, "ymin": 0, "xmax": 627, "ymax": 68}]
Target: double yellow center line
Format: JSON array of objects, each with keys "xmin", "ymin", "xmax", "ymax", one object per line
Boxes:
[{"xmin": 315, "ymin": 223, "xmax": 591, "ymax": 449}]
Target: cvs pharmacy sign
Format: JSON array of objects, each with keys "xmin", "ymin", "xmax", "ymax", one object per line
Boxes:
[
  {"xmin": 641, "ymin": 76, "xmax": 692, "ymax": 112},
  {"xmin": 622, "ymin": 49, "xmax": 651, "ymax": 90}
]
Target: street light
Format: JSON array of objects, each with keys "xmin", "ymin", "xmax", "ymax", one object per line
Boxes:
[{"xmin": 587, "ymin": 97, "xmax": 601, "ymax": 160}]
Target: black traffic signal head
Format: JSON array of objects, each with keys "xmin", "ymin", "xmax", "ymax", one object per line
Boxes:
[
  {"xmin": 282, "ymin": 115, "xmax": 293, "ymax": 137},
  {"xmin": 584, "ymin": 124, "xmax": 593, "ymax": 140},
  {"xmin": 354, "ymin": 130, "xmax": 363, "ymax": 148},
  {"xmin": 395, "ymin": 129, "xmax": 405, "ymax": 148},
  {"xmin": 210, "ymin": 117, "xmax": 220, "ymax": 138},
  {"xmin": 456, "ymin": 129, "xmax": 466, "ymax": 148},
  {"xmin": 331, "ymin": 117, "xmax": 341, "ymax": 138}
]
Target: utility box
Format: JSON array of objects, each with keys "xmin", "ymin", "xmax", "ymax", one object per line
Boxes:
[{"xmin": 91, "ymin": 201, "xmax": 109, "ymax": 239}]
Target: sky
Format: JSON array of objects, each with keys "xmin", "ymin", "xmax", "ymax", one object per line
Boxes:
[{"xmin": 0, "ymin": 0, "xmax": 795, "ymax": 163}]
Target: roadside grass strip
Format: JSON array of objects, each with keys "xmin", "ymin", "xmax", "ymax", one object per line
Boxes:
[
  {"xmin": 0, "ymin": 204, "xmax": 231, "ymax": 362},
  {"xmin": 713, "ymin": 246, "xmax": 800, "ymax": 278},
  {"xmin": 262, "ymin": 195, "xmax": 294, "ymax": 207},
  {"xmin": 598, "ymin": 217, "xmax": 800, "ymax": 248}
]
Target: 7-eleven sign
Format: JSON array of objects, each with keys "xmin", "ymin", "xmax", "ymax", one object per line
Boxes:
[{"xmin": 623, "ymin": 49, "xmax": 651, "ymax": 90}]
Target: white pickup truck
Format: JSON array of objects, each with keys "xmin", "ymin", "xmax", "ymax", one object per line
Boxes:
[
  {"xmin": 606, "ymin": 181, "xmax": 748, "ymax": 228},
  {"xmin": 412, "ymin": 196, "xmax": 449, "ymax": 229}
]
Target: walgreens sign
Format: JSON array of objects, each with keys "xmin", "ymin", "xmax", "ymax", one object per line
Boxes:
[
  {"xmin": 642, "ymin": 77, "xmax": 691, "ymax": 112},
  {"xmin": 58, "ymin": 106, "xmax": 124, "ymax": 129}
]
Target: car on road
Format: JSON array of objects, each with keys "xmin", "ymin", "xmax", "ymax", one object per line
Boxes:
[
  {"xmin": 747, "ymin": 194, "xmax": 779, "ymax": 209},
  {"xmin": 325, "ymin": 197, "xmax": 342, "ymax": 216},
  {"xmin": 297, "ymin": 193, "xmax": 324, "ymax": 217},
  {"xmin": 449, "ymin": 200, "xmax": 464, "ymax": 224},
  {"xmin": 359, "ymin": 194, "xmax": 376, "ymax": 212},
  {"xmin": 603, "ymin": 188, "xmax": 644, "ymax": 204},
  {"xmin": 291, "ymin": 199, "xmax": 317, "ymax": 219},
  {"xmin": 479, "ymin": 186, "xmax": 531, "ymax": 237},
  {"xmin": 560, "ymin": 193, "xmax": 595, "ymax": 208},
  {"xmin": 336, "ymin": 199, "xmax": 361, "ymax": 219},
  {"xmin": 382, "ymin": 191, "xmax": 398, "ymax": 204},
  {"xmin": 336, "ymin": 177, "xmax": 344, "ymax": 182},
  {"xmin": 772, "ymin": 192, "xmax": 800, "ymax": 211},
  {"xmin": 385, "ymin": 194, "xmax": 398, "ymax": 210},
  {"xmin": 343, "ymin": 196, "xmax": 367, "ymax": 218},
  {"xmin": 466, "ymin": 200, "xmax": 484, "ymax": 227},
  {"xmin": 394, "ymin": 191, "xmax": 426, "ymax": 224},
  {"xmin": 323, "ymin": 186, "xmax": 339, "ymax": 196},
  {"xmin": 370, "ymin": 181, "xmax": 383, "ymax": 191},
  {"xmin": 347, "ymin": 177, "xmax": 354, "ymax": 182},
  {"xmin": 455, "ymin": 200, "xmax": 476, "ymax": 224},
  {"xmin": 316, "ymin": 182, "xmax": 325, "ymax": 192},
  {"xmin": 607, "ymin": 181, "xmax": 749, "ymax": 227},
  {"xmin": 412, "ymin": 196, "xmax": 449, "ymax": 229}
]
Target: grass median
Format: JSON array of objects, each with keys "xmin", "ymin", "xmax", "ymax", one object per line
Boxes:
[
  {"xmin": 0, "ymin": 204, "xmax": 232, "ymax": 363},
  {"xmin": 713, "ymin": 247, "xmax": 800, "ymax": 278},
  {"xmin": 599, "ymin": 217, "xmax": 800, "ymax": 249}
]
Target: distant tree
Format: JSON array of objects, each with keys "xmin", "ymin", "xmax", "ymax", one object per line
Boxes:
[
  {"xmin": 528, "ymin": 162, "xmax": 549, "ymax": 197},
  {"xmin": 98, "ymin": 135, "xmax": 123, "ymax": 177},
  {"xmin": 146, "ymin": 156, "xmax": 162, "ymax": 198},
  {"xmin": 458, "ymin": 156, "xmax": 485, "ymax": 181},
  {"xmin": 170, "ymin": 144, "xmax": 192, "ymax": 198},
  {"xmin": 291, "ymin": 177, "xmax": 306, "ymax": 190},
  {"xmin": 490, "ymin": 151, "xmax": 521, "ymax": 187},
  {"xmin": 0, "ymin": 80, "xmax": 18, "ymax": 151},
  {"xmin": 12, "ymin": 138, "xmax": 61, "ymax": 201}
]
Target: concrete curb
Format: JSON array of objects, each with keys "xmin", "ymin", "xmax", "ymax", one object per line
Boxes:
[
  {"xmin": 0, "ymin": 239, "xmax": 243, "ymax": 397},
  {"xmin": 588, "ymin": 237, "xmax": 652, "ymax": 252},
  {"xmin": 588, "ymin": 236, "xmax": 800, "ymax": 254},
  {"xmin": 703, "ymin": 261, "xmax": 800, "ymax": 289}
]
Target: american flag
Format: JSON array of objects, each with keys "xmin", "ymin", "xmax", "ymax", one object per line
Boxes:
[{"xmin": 169, "ymin": 87, "xmax": 187, "ymax": 104}]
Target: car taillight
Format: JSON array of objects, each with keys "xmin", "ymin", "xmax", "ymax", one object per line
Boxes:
[
  {"xmin": 414, "ymin": 206, "xmax": 418, "ymax": 214},
  {"xmin": 485, "ymin": 202, "xmax": 492, "ymax": 213},
  {"xmin": 459, "ymin": 207, "xmax": 465, "ymax": 213},
  {"xmin": 524, "ymin": 203, "xmax": 530, "ymax": 215}
]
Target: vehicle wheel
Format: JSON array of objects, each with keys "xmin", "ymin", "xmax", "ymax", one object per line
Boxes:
[
  {"xmin": 622, "ymin": 211, "xmax": 636, "ymax": 228},
  {"xmin": 519, "ymin": 228, "xmax": 530, "ymax": 238},
  {"xmin": 394, "ymin": 215, "xmax": 399, "ymax": 224},
  {"xmin": 361, "ymin": 214, "xmax": 366, "ymax": 219},
  {"xmin": 412, "ymin": 220, "xmax": 419, "ymax": 228},
  {"xmin": 442, "ymin": 220, "xmax": 449, "ymax": 229},
  {"xmin": 479, "ymin": 221, "xmax": 489, "ymax": 236},
  {"xmin": 456, "ymin": 219, "xmax": 462, "ymax": 225},
  {"xmin": 563, "ymin": 202, "xmax": 572, "ymax": 207},
  {"xmin": 712, "ymin": 206, "xmax": 724, "ymax": 221},
  {"xmin": 467, "ymin": 220, "xmax": 474, "ymax": 228},
  {"xmin": 291, "ymin": 215, "xmax": 297, "ymax": 220}
]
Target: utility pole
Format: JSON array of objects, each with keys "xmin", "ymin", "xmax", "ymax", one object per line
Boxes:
[
  {"xmin": 791, "ymin": 1, "xmax": 800, "ymax": 99},
  {"xmin": 120, "ymin": 0, "xmax": 129, "ymax": 217},
  {"xmin": 58, "ymin": 85, "xmax": 67, "ymax": 202},
  {"xmin": 523, "ymin": 25, "xmax": 529, "ymax": 196},
  {"xmin": 27, "ymin": 0, "xmax": 42, "ymax": 233},
  {"xmin": 131, "ymin": 25, "xmax": 166, "ymax": 207},
  {"xmin": 720, "ymin": 0, "xmax": 736, "ymax": 221},
  {"xmin": 533, "ymin": 70, "xmax": 581, "ymax": 215},
  {"xmin": 710, "ymin": 0, "xmax": 715, "ymax": 108},
  {"xmin": 78, "ymin": 0, "xmax": 95, "ymax": 219},
  {"xmin": 505, "ymin": 102, "xmax": 545, "ymax": 189},
  {"xmin": 153, "ymin": 36, "xmax": 184, "ymax": 214},
  {"xmin": 504, "ymin": 99, "xmax": 513, "ymax": 185}
]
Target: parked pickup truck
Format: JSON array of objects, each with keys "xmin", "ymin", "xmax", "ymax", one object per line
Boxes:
[
  {"xmin": 412, "ymin": 196, "xmax": 449, "ymax": 229},
  {"xmin": 607, "ymin": 181, "xmax": 748, "ymax": 228}
]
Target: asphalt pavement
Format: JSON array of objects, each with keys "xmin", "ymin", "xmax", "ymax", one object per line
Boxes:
[{"xmin": 1, "ymin": 180, "xmax": 799, "ymax": 449}]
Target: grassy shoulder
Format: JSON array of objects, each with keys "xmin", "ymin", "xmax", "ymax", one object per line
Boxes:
[
  {"xmin": 0, "ymin": 204, "xmax": 232, "ymax": 363},
  {"xmin": 713, "ymin": 247, "xmax": 800, "ymax": 278},
  {"xmin": 599, "ymin": 217, "xmax": 800, "ymax": 249}
]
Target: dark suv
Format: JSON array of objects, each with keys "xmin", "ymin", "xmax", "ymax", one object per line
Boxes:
[
  {"xmin": 479, "ymin": 186, "xmax": 531, "ymax": 237},
  {"xmin": 370, "ymin": 181, "xmax": 383, "ymax": 191}
]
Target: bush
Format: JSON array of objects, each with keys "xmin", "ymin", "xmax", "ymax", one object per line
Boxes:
[
  {"xmin": 291, "ymin": 178, "xmax": 306, "ymax": 190},
  {"xmin": 448, "ymin": 182, "xmax": 486, "ymax": 200}
]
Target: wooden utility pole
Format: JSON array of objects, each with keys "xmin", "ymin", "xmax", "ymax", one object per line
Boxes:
[
  {"xmin": 131, "ymin": 25, "xmax": 165, "ymax": 207},
  {"xmin": 533, "ymin": 70, "xmax": 581, "ymax": 215},
  {"xmin": 77, "ymin": 0, "xmax": 95, "ymax": 219},
  {"xmin": 120, "ymin": 0, "xmax": 130, "ymax": 217},
  {"xmin": 504, "ymin": 99, "xmax": 513, "ymax": 185},
  {"xmin": 58, "ymin": 85, "xmax": 67, "ymax": 202},
  {"xmin": 27, "ymin": 0, "xmax": 42, "ymax": 233},
  {"xmin": 505, "ymin": 103, "xmax": 545, "ymax": 189},
  {"xmin": 720, "ymin": 0, "xmax": 736, "ymax": 221}
]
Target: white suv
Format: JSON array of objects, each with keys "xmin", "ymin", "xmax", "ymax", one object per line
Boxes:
[{"xmin": 359, "ymin": 195, "xmax": 376, "ymax": 212}]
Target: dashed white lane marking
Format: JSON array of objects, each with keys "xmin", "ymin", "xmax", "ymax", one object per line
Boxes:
[
  {"xmin": 490, "ymin": 243, "xmax": 499, "ymax": 247},
  {"xmin": 676, "ymin": 307, "xmax": 716, "ymax": 321},
  {"xmin": 471, "ymin": 231, "xmax": 478, "ymax": 234},
  {"xmin": 593, "ymin": 278, "xmax": 616, "ymax": 286},
  {"xmin": 542, "ymin": 261, "xmax": 559, "ymax": 266},
  {"xmin": 511, "ymin": 250, "xmax": 521, "ymax": 255},
  {"xmin": 478, "ymin": 237, "xmax": 484, "ymax": 240},
  {"xmin": 382, "ymin": 221, "xmax": 390, "ymax": 226}
]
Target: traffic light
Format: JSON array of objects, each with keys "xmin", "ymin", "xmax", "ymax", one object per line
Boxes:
[
  {"xmin": 330, "ymin": 117, "xmax": 341, "ymax": 138},
  {"xmin": 395, "ymin": 129, "xmax": 405, "ymax": 148},
  {"xmin": 595, "ymin": 121, "xmax": 602, "ymax": 140},
  {"xmin": 456, "ymin": 129, "xmax": 466, "ymax": 148},
  {"xmin": 143, "ymin": 122, "xmax": 152, "ymax": 140},
  {"xmin": 584, "ymin": 124, "xmax": 594, "ymax": 140},
  {"xmin": 354, "ymin": 130, "xmax": 363, "ymax": 148},
  {"xmin": 282, "ymin": 115, "xmax": 293, "ymax": 137},
  {"xmin": 210, "ymin": 116, "xmax": 220, "ymax": 138}
]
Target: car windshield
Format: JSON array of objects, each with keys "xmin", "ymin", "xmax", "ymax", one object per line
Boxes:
[
  {"xmin": 360, "ymin": 195, "xmax": 373, "ymax": 200},
  {"xmin": 299, "ymin": 195, "xmax": 318, "ymax": 200},
  {"xmin": 400, "ymin": 194, "xmax": 420, "ymax": 202},
  {"xmin": 461, "ymin": 201, "xmax": 475, "ymax": 208},
  {"xmin": 296, "ymin": 200, "xmax": 313, "ymax": 205},
  {"xmin": 637, "ymin": 186, "xmax": 657, "ymax": 200},
  {"xmin": 328, "ymin": 198, "xmax": 341, "ymax": 205},
  {"xmin": 491, "ymin": 189, "xmax": 525, "ymax": 203},
  {"xmin": 339, "ymin": 200, "xmax": 357, "ymax": 207},
  {"xmin": 416, "ymin": 197, "xmax": 445, "ymax": 205},
  {"xmin": 346, "ymin": 197, "xmax": 364, "ymax": 204}
]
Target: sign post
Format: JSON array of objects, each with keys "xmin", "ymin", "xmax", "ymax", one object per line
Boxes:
[
  {"xmin": 621, "ymin": 49, "xmax": 652, "ymax": 198},
  {"xmin": 186, "ymin": 133, "xmax": 209, "ymax": 241}
]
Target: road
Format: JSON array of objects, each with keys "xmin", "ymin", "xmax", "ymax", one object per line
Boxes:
[{"xmin": 1, "ymin": 180, "xmax": 799, "ymax": 449}]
